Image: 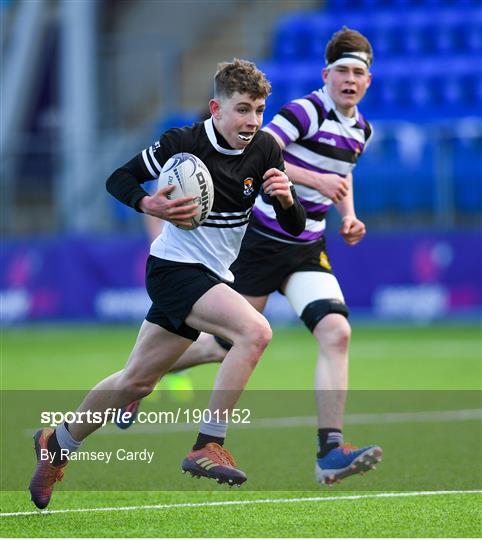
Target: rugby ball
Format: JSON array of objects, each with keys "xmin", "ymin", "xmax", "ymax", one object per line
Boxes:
[{"xmin": 158, "ymin": 153, "xmax": 214, "ymax": 230}]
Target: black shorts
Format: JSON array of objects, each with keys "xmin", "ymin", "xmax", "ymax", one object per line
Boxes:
[
  {"xmin": 231, "ymin": 228, "xmax": 333, "ymax": 297},
  {"xmin": 145, "ymin": 256, "xmax": 224, "ymax": 341}
]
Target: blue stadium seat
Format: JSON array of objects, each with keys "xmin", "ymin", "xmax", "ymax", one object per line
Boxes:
[
  {"xmin": 464, "ymin": 18, "xmax": 482, "ymax": 53},
  {"xmin": 153, "ymin": 112, "xmax": 199, "ymax": 134},
  {"xmin": 398, "ymin": 24, "xmax": 427, "ymax": 56},
  {"xmin": 276, "ymin": 6, "xmax": 482, "ymax": 61},
  {"xmin": 272, "ymin": 14, "xmax": 313, "ymax": 61},
  {"xmin": 378, "ymin": 79, "xmax": 397, "ymax": 109},
  {"xmin": 397, "ymin": 174, "xmax": 435, "ymax": 212},
  {"xmin": 441, "ymin": 79, "xmax": 464, "ymax": 107},
  {"xmin": 410, "ymin": 79, "xmax": 432, "ymax": 109},
  {"xmin": 360, "ymin": 79, "xmax": 378, "ymax": 110},
  {"xmin": 453, "ymin": 134, "xmax": 482, "ymax": 212},
  {"xmin": 468, "ymin": 75, "xmax": 482, "ymax": 104},
  {"xmin": 258, "ymin": 62, "xmax": 293, "ymax": 120},
  {"xmin": 354, "ymin": 173, "xmax": 390, "ymax": 214},
  {"xmin": 262, "ymin": 3, "xmax": 482, "ymax": 219},
  {"xmin": 308, "ymin": 16, "xmax": 337, "ymax": 60}
]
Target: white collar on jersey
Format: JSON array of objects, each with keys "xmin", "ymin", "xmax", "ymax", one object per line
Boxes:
[
  {"xmin": 320, "ymin": 86, "xmax": 359, "ymax": 126},
  {"xmin": 204, "ymin": 117, "xmax": 245, "ymax": 155}
]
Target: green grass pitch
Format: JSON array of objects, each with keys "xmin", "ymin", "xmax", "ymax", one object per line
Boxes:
[{"xmin": 1, "ymin": 323, "xmax": 481, "ymax": 537}]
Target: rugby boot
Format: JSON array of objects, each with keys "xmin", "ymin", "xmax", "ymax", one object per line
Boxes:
[
  {"xmin": 316, "ymin": 443, "xmax": 382, "ymax": 485},
  {"xmin": 29, "ymin": 428, "xmax": 67, "ymax": 509},
  {"xmin": 181, "ymin": 443, "xmax": 247, "ymax": 486},
  {"xmin": 115, "ymin": 399, "xmax": 140, "ymax": 429}
]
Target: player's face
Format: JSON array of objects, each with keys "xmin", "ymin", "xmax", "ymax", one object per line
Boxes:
[
  {"xmin": 211, "ymin": 92, "xmax": 265, "ymax": 149},
  {"xmin": 323, "ymin": 64, "xmax": 371, "ymax": 117}
]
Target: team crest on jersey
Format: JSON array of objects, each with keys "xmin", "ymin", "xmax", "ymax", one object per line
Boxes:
[
  {"xmin": 319, "ymin": 251, "xmax": 332, "ymax": 271},
  {"xmin": 243, "ymin": 177, "xmax": 254, "ymax": 197}
]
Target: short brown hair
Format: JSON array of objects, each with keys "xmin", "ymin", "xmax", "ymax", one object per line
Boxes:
[
  {"xmin": 214, "ymin": 58, "xmax": 271, "ymax": 100},
  {"xmin": 325, "ymin": 27, "xmax": 373, "ymax": 68}
]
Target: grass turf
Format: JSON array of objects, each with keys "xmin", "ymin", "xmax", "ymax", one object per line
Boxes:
[
  {"xmin": 1, "ymin": 491, "xmax": 481, "ymax": 537},
  {"xmin": 2, "ymin": 323, "xmax": 481, "ymax": 390},
  {"xmin": 1, "ymin": 323, "xmax": 481, "ymax": 537}
]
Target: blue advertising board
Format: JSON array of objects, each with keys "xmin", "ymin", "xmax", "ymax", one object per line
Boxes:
[{"xmin": 1, "ymin": 232, "xmax": 480, "ymax": 324}]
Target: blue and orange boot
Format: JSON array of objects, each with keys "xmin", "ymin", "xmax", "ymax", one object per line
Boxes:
[
  {"xmin": 115, "ymin": 400, "xmax": 141, "ymax": 429},
  {"xmin": 316, "ymin": 443, "xmax": 382, "ymax": 485}
]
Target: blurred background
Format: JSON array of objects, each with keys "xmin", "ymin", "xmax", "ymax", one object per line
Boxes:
[{"xmin": 1, "ymin": 0, "xmax": 481, "ymax": 326}]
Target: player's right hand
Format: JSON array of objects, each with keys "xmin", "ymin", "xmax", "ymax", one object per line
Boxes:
[
  {"xmin": 138, "ymin": 185, "xmax": 199, "ymax": 228},
  {"xmin": 316, "ymin": 173, "xmax": 349, "ymax": 203}
]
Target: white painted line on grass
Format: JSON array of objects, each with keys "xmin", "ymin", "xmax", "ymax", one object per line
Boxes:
[
  {"xmin": 95, "ymin": 408, "xmax": 482, "ymax": 435},
  {"xmin": 1, "ymin": 490, "xmax": 481, "ymax": 518}
]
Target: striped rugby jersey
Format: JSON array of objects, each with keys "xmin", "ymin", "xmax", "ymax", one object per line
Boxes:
[
  {"xmin": 257, "ymin": 86, "xmax": 373, "ymax": 244},
  {"xmin": 108, "ymin": 118, "xmax": 304, "ymax": 282}
]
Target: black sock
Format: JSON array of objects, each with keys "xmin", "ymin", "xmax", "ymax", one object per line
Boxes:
[
  {"xmin": 193, "ymin": 432, "xmax": 225, "ymax": 450},
  {"xmin": 317, "ymin": 428, "xmax": 343, "ymax": 458},
  {"xmin": 47, "ymin": 423, "xmax": 68, "ymax": 466}
]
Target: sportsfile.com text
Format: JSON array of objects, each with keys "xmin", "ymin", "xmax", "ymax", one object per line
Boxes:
[{"xmin": 40, "ymin": 408, "xmax": 251, "ymax": 427}]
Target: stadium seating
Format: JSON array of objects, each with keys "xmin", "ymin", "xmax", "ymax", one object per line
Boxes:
[
  {"xmin": 148, "ymin": 1, "xmax": 481, "ymax": 220},
  {"xmin": 259, "ymin": 2, "xmax": 482, "ymax": 216},
  {"xmin": 269, "ymin": 5, "xmax": 482, "ymax": 121},
  {"xmin": 260, "ymin": 54, "xmax": 481, "ymax": 124},
  {"xmin": 452, "ymin": 132, "xmax": 482, "ymax": 212}
]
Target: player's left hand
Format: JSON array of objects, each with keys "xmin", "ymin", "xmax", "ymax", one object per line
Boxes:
[
  {"xmin": 262, "ymin": 168, "xmax": 294, "ymax": 209},
  {"xmin": 340, "ymin": 215, "xmax": 366, "ymax": 245}
]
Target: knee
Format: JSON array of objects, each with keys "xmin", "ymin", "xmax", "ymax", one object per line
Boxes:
[
  {"xmin": 250, "ymin": 317, "xmax": 273, "ymax": 353},
  {"xmin": 236, "ymin": 316, "xmax": 272, "ymax": 357},
  {"xmin": 117, "ymin": 371, "xmax": 157, "ymax": 400},
  {"xmin": 314, "ymin": 314, "xmax": 351, "ymax": 353}
]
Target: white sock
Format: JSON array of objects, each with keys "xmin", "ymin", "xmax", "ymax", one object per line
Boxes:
[
  {"xmin": 199, "ymin": 419, "xmax": 228, "ymax": 439},
  {"xmin": 56, "ymin": 422, "xmax": 82, "ymax": 454}
]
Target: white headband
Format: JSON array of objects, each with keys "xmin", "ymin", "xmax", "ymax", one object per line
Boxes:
[{"xmin": 326, "ymin": 51, "xmax": 370, "ymax": 70}]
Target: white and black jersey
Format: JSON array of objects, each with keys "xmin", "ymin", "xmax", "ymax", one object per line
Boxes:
[{"xmin": 107, "ymin": 118, "xmax": 306, "ymax": 281}]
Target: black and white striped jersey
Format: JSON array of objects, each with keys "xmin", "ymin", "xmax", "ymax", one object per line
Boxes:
[{"xmin": 106, "ymin": 118, "xmax": 306, "ymax": 281}]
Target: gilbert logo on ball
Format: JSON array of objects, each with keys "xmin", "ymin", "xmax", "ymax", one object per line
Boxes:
[{"xmin": 158, "ymin": 153, "xmax": 214, "ymax": 230}]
